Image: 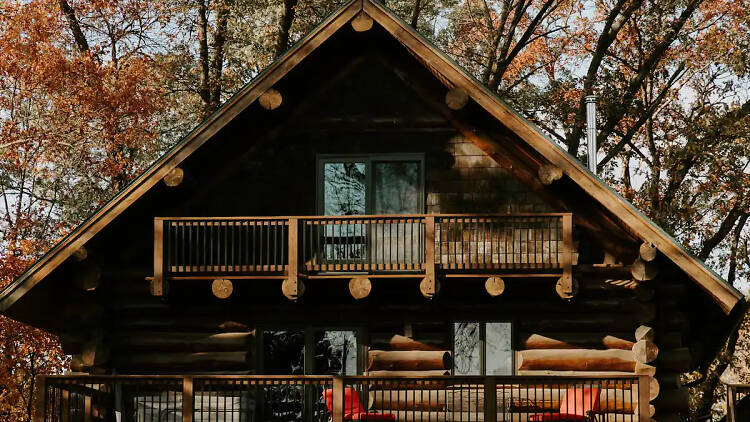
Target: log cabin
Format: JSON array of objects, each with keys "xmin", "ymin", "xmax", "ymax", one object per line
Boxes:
[{"xmin": 0, "ymin": 1, "xmax": 746, "ymax": 422}]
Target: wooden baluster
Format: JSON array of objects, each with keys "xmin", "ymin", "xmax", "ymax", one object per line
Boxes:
[{"xmin": 152, "ymin": 219, "xmax": 166, "ymax": 296}]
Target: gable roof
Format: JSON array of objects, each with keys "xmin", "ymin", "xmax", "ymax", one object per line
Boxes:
[{"xmin": 0, "ymin": 0, "xmax": 743, "ymax": 315}]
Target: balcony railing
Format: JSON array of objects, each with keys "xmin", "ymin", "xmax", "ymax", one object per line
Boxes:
[
  {"xmin": 34, "ymin": 374, "xmax": 650, "ymax": 422},
  {"xmin": 153, "ymin": 214, "xmax": 574, "ymax": 289},
  {"xmin": 726, "ymin": 383, "xmax": 749, "ymax": 422}
]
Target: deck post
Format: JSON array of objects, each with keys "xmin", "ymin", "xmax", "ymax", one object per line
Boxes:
[
  {"xmin": 288, "ymin": 217, "xmax": 299, "ymax": 283},
  {"xmin": 727, "ymin": 384, "xmax": 736, "ymax": 422},
  {"xmin": 638, "ymin": 375, "xmax": 650, "ymax": 422},
  {"xmin": 423, "ymin": 216, "xmax": 437, "ymax": 296},
  {"xmin": 484, "ymin": 376, "xmax": 497, "ymax": 422},
  {"xmin": 333, "ymin": 376, "xmax": 344, "ymax": 422},
  {"xmin": 183, "ymin": 376, "xmax": 194, "ymax": 422},
  {"xmin": 152, "ymin": 218, "xmax": 165, "ymax": 296},
  {"xmin": 32, "ymin": 375, "xmax": 46, "ymax": 422},
  {"xmin": 560, "ymin": 213, "xmax": 574, "ymax": 294}
]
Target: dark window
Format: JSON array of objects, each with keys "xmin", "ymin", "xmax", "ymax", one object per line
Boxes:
[
  {"xmin": 261, "ymin": 328, "xmax": 360, "ymax": 375},
  {"xmin": 318, "ymin": 155, "xmax": 424, "ymax": 215}
]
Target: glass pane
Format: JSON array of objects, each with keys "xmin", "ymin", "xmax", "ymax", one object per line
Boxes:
[
  {"xmin": 314, "ymin": 330, "xmax": 358, "ymax": 375},
  {"xmin": 486, "ymin": 322, "xmax": 513, "ymax": 375},
  {"xmin": 323, "ymin": 162, "xmax": 366, "ymax": 216},
  {"xmin": 453, "ymin": 322, "xmax": 481, "ymax": 375},
  {"xmin": 373, "ymin": 161, "xmax": 420, "ymax": 214},
  {"xmin": 263, "ymin": 330, "xmax": 305, "ymax": 374}
]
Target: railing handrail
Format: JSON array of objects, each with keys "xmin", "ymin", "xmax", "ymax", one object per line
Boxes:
[
  {"xmin": 155, "ymin": 213, "xmax": 573, "ymax": 221},
  {"xmin": 35, "ymin": 373, "xmax": 649, "ymax": 422},
  {"xmin": 42, "ymin": 373, "xmax": 636, "ymax": 381}
]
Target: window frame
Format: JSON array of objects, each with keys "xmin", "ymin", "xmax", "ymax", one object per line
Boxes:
[
  {"xmin": 451, "ymin": 320, "xmax": 515, "ymax": 376},
  {"xmin": 316, "ymin": 154, "xmax": 426, "ymax": 215}
]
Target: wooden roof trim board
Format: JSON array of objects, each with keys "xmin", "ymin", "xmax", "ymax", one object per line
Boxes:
[
  {"xmin": 0, "ymin": 0, "xmax": 742, "ymax": 314},
  {"xmin": 0, "ymin": 0, "xmax": 364, "ymax": 312},
  {"xmin": 361, "ymin": 0, "xmax": 742, "ymax": 312}
]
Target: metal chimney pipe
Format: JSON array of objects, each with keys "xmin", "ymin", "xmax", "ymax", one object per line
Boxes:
[{"xmin": 585, "ymin": 95, "xmax": 598, "ymax": 173}]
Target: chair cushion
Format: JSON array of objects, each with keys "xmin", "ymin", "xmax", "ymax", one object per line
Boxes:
[{"xmin": 528, "ymin": 413, "xmax": 590, "ymax": 421}]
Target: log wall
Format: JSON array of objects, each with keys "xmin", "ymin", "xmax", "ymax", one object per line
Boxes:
[{"xmin": 44, "ymin": 32, "xmax": 720, "ymax": 422}]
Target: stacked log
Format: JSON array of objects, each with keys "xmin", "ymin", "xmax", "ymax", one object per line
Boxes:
[
  {"xmin": 367, "ymin": 334, "xmax": 452, "ymax": 400},
  {"xmin": 368, "ymin": 350, "xmax": 453, "ymax": 371}
]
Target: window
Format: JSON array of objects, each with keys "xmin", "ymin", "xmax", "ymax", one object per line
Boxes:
[
  {"xmin": 260, "ymin": 328, "xmax": 360, "ymax": 375},
  {"xmin": 453, "ymin": 322, "xmax": 513, "ymax": 375},
  {"xmin": 318, "ymin": 155, "xmax": 424, "ymax": 215}
]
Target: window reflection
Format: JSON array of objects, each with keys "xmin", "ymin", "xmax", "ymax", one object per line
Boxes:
[{"xmin": 323, "ymin": 162, "xmax": 366, "ymax": 216}]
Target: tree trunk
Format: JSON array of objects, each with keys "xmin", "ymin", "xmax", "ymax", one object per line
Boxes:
[
  {"xmin": 58, "ymin": 0, "xmax": 90, "ymax": 53},
  {"xmin": 275, "ymin": 0, "xmax": 299, "ymax": 58}
]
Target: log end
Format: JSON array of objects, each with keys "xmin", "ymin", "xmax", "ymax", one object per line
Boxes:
[
  {"xmin": 420, "ymin": 276, "xmax": 440, "ymax": 299},
  {"xmin": 351, "ymin": 12, "xmax": 374, "ymax": 32},
  {"xmin": 282, "ymin": 278, "xmax": 305, "ymax": 301},
  {"xmin": 639, "ymin": 242, "xmax": 658, "ymax": 262},
  {"xmin": 445, "ymin": 88, "xmax": 469, "ymax": 110},
  {"xmin": 259, "ymin": 88, "xmax": 283, "ymax": 110},
  {"xmin": 212, "ymin": 279, "xmax": 234, "ymax": 299},
  {"xmin": 555, "ymin": 277, "xmax": 579, "ymax": 300},
  {"xmin": 632, "ymin": 339, "xmax": 659, "ymax": 363},
  {"xmin": 349, "ymin": 276, "xmax": 372, "ymax": 300},
  {"xmin": 538, "ymin": 164, "xmax": 563, "ymax": 185},
  {"xmin": 485, "ymin": 276, "xmax": 505, "ymax": 296},
  {"xmin": 163, "ymin": 167, "xmax": 184, "ymax": 187}
]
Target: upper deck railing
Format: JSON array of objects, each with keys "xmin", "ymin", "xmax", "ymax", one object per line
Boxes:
[
  {"xmin": 34, "ymin": 373, "xmax": 649, "ymax": 422},
  {"xmin": 152, "ymin": 214, "xmax": 575, "ymax": 295}
]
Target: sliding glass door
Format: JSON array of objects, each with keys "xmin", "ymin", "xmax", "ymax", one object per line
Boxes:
[{"xmin": 317, "ymin": 155, "xmax": 424, "ymax": 271}]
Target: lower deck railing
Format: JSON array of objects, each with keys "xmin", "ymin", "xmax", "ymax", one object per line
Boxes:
[
  {"xmin": 726, "ymin": 383, "xmax": 749, "ymax": 422},
  {"xmin": 35, "ymin": 375, "xmax": 650, "ymax": 422}
]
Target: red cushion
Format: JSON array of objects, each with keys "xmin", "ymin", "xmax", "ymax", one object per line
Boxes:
[
  {"xmin": 528, "ymin": 414, "xmax": 590, "ymax": 422},
  {"xmin": 351, "ymin": 412, "xmax": 397, "ymax": 421}
]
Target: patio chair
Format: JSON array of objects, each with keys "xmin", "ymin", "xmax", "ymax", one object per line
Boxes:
[
  {"xmin": 324, "ymin": 387, "xmax": 396, "ymax": 421},
  {"xmin": 528, "ymin": 387, "xmax": 601, "ymax": 422}
]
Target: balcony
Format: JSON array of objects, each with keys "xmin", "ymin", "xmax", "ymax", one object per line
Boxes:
[
  {"xmin": 35, "ymin": 374, "xmax": 651, "ymax": 422},
  {"xmin": 151, "ymin": 214, "xmax": 576, "ymax": 297}
]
